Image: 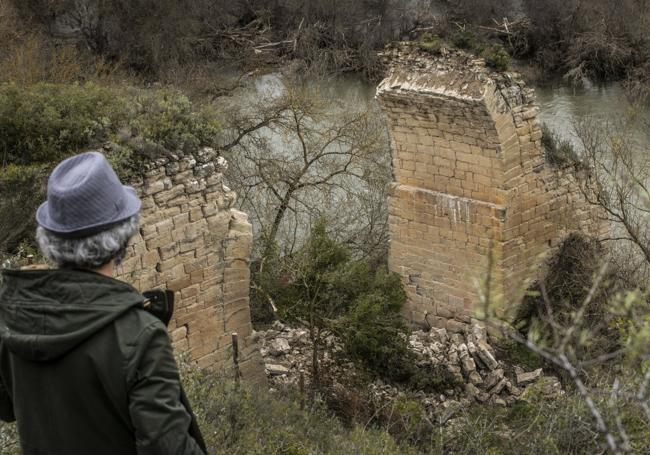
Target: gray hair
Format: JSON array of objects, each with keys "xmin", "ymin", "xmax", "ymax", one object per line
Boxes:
[{"xmin": 36, "ymin": 216, "xmax": 139, "ymax": 269}]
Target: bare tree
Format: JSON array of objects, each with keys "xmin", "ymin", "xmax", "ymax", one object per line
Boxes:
[
  {"xmin": 571, "ymin": 112, "xmax": 650, "ymax": 269},
  {"xmin": 221, "ymin": 75, "xmax": 391, "ymax": 260}
]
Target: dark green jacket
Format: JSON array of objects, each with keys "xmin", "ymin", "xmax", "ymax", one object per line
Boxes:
[{"xmin": 0, "ymin": 268, "xmax": 205, "ymax": 455}]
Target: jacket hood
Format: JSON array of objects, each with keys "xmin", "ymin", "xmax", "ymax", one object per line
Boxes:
[{"xmin": 0, "ymin": 268, "xmax": 144, "ymax": 361}]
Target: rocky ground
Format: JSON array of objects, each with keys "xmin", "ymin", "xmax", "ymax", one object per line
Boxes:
[{"xmin": 253, "ymin": 321, "xmax": 563, "ymax": 420}]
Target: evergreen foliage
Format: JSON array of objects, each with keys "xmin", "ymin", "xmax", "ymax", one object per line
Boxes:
[
  {"xmin": 260, "ymin": 220, "xmax": 418, "ymax": 385},
  {"xmin": 0, "ymin": 83, "xmax": 221, "ymax": 256},
  {"xmin": 0, "ymin": 83, "xmax": 123, "ymax": 166}
]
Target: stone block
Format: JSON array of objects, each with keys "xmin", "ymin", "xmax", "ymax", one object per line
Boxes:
[
  {"xmin": 189, "ymin": 207, "xmax": 203, "ymax": 222},
  {"xmin": 170, "ymin": 326, "xmax": 188, "ymax": 343},
  {"xmin": 172, "ymin": 212, "xmax": 190, "ymax": 228},
  {"xmin": 140, "ymin": 224, "xmax": 157, "ymax": 240},
  {"xmin": 225, "ymin": 305, "xmax": 254, "ymax": 331},
  {"xmin": 171, "ymin": 338, "xmax": 189, "ymax": 353},
  {"xmin": 145, "ymin": 233, "xmax": 173, "ymax": 250},
  {"xmin": 153, "ymin": 185, "xmax": 185, "ymax": 205},
  {"xmin": 158, "ymin": 243, "xmax": 178, "ymax": 261},
  {"xmin": 141, "ymin": 250, "xmax": 160, "ymax": 268},
  {"xmin": 168, "ymin": 275, "xmax": 192, "ymax": 292},
  {"xmin": 143, "ymin": 179, "xmax": 166, "ymax": 196}
]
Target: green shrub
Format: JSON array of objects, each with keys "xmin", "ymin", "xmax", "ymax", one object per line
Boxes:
[
  {"xmin": 337, "ymin": 268, "xmax": 413, "ymax": 383},
  {"xmin": 440, "ymin": 376, "xmax": 650, "ymax": 454},
  {"xmin": 260, "ymin": 221, "xmax": 420, "ymax": 387},
  {"xmin": 0, "ymin": 164, "xmax": 46, "ymax": 254},
  {"xmin": 418, "ymin": 33, "xmax": 445, "ymax": 55},
  {"xmin": 513, "ymin": 233, "xmax": 626, "ymax": 366},
  {"xmin": 451, "ymin": 30, "xmax": 476, "ymax": 50},
  {"xmin": 0, "ymin": 83, "xmax": 221, "ymax": 167},
  {"xmin": 0, "ymin": 83, "xmax": 222, "ymax": 256},
  {"xmin": 0, "ymin": 83, "xmax": 125, "ymax": 165},
  {"xmin": 480, "ymin": 44, "xmax": 511, "ymax": 71},
  {"xmin": 540, "ymin": 124, "xmax": 581, "ymax": 168},
  {"xmin": 495, "ymin": 338, "xmax": 544, "ymax": 372},
  {"xmin": 123, "ymin": 88, "xmax": 221, "ymax": 159}
]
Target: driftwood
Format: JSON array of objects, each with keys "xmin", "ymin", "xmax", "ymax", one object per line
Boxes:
[{"xmin": 477, "ymin": 17, "xmax": 531, "ymax": 36}]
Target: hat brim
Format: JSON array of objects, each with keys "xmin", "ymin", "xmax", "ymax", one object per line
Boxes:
[{"xmin": 36, "ymin": 185, "xmax": 142, "ymax": 238}]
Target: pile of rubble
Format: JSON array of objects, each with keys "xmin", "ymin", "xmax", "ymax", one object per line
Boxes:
[
  {"xmin": 406, "ymin": 325, "xmax": 560, "ymax": 407},
  {"xmin": 253, "ymin": 322, "xmax": 354, "ymax": 386},
  {"xmin": 253, "ymin": 321, "xmax": 562, "ymax": 412}
]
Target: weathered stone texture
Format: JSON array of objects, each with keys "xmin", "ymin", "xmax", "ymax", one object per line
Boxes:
[
  {"xmin": 377, "ymin": 46, "xmax": 606, "ymax": 329},
  {"xmin": 115, "ymin": 148, "xmax": 265, "ymax": 383}
]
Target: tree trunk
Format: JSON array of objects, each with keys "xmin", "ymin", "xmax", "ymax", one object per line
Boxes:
[
  {"xmin": 264, "ymin": 185, "xmax": 295, "ymax": 256},
  {"xmin": 308, "ymin": 325, "xmax": 320, "ymax": 401}
]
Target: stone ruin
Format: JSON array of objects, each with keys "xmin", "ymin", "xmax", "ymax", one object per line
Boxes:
[
  {"xmin": 377, "ymin": 45, "xmax": 606, "ymax": 332},
  {"xmin": 107, "ymin": 44, "xmax": 608, "ymax": 385},
  {"xmin": 113, "ymin": 146, "xmax": 265, "ymax": 383},
  {"xmin": 257, "ymin": 321, "xmax": 562, "ymax": 409}
]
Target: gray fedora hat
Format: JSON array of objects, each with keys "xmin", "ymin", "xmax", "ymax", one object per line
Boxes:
[{"xmin": 36, "ymin": 151, "xmax": 141, "ymax": 238}]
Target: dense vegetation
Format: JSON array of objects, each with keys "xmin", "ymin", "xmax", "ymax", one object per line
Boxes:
[
  {"xmin": 0, "ymin": 83, "xmax": 221, "ymax": 256},
  {"xmin": 3, "ymin": 0, "xmax": 650, "ymax": 88},
  {"xmin": 1, "ymin": 1, "xmax": 650, "ymax": 454}
]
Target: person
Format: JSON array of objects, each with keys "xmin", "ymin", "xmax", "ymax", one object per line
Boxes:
[{"xmin": 0, "ymin": 151, "xmax": 206, "ymax": 454}]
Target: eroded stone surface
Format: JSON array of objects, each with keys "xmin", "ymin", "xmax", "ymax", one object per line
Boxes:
[
  {"xmin": 376, "ymin": 44, "xmax": 607, "ymax": 328},
  {"xmin": 114, "ymin": 147, "xmax": 265, "ymax": 383}
]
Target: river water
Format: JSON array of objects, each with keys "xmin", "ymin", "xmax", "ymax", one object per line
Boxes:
[
  {"xmin": 535, "ymin": 82, "xmax": 649, "ymax": 147},
  {"xmin": 253, "ymin": 74, "xmax": 648, "ymax": 149},
  {"xmin": 239, "ymin": 73, "xmax": 648, "ymax": 250}
]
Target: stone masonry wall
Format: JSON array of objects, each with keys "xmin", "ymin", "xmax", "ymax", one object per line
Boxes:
[
  {"xmin": 377, "ymin": 45, "xmax": 606, "ymax": 332},
  {"xmin": 113, "ymin": 147, "xmax": 265, "ymax": 383}
]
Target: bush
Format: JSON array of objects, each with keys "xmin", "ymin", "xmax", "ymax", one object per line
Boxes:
[
  {"xmin": 451, "ymin": 30, "xmax": 476, "ymax": 50},
  {"xmin": 514, "ymin": 233, "xmax": 623, "ymax": 360},
  {"xmin": 540, "ymin": 124, "xmax": 580, "ymax": 168},
  {"xmin": 180, "ymin": 364, "xmax": 414, "ymax": 455},
  {"xmin": 440, "ymin": 376, "xmax": 650, "ymax": 454},
  {"xmin": 0, "ymin": 83, "xmax": 222, "ymax": 255},
  {"xmin": 120, "ymin": 87, "xmax": 221, "ymax": 162},
  {"xmin": 0, "ymin": 164, "xmax": 47, "ymax": 254},
  {"xmin": 480, "ymin": 44, "xmax": 511, "ymax": 72},
  {"xmin": 523, "ymin": 0, "xmax": 648, "ymax": 82},
  {"xmin": 495, "ymin": 338, "xmax": 544, "ymax": 372},
  {"xmin": 0, "ymin": 83, "xmax": 221, "ymax": 167},
  {"xmin": 336, "ymin": 265, "xmax": 413, "ymax": 383},
  {"xmin": 566, "ymin": 32, "xmax": 633, "ymax": 82},
  {"xmin": 417, "ymin": 33, "xmax": 445, "ymax": 56},
  {"xmin": 260, "ymin": 221, "xmax": 419, "ymax": 386},
  {"xmin": 0, "ymin": 83, "xmax": 125, "ymax": 165}
]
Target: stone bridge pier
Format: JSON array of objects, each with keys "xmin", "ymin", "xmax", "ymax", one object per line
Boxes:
[
  {"xmin": 377, "ymin": 46, "xmax": 604, "ymax": 332},
  {"xmin": 114, "ymin": 148, "xmax": 265, "ymax": 383}
]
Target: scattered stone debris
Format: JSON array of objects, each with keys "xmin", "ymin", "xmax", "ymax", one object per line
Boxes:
[
  {"xmin": 516, "ymin": 367, "xmax": 543, "ymax": 385},
  {"xmin": 266, "ymin": 364, "xmax": 290, "ymax": 376},
  {"xmin": 255, "ymin": 322, "xmax": 563, "ymax": 421}
]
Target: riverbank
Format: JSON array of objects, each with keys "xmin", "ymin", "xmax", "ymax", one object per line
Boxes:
[{"xmin": 2, "ymin": 1, "xmax": 649, "ymax": 94}]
